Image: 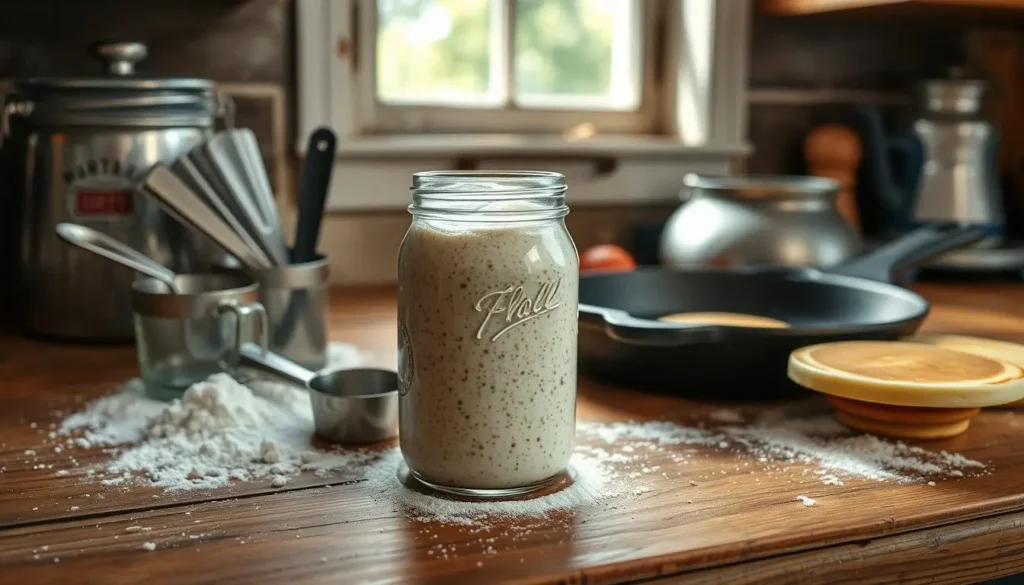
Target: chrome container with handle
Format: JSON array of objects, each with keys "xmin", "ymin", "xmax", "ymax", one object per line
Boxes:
[
  {"xmin": 4, "ymin": 41, "xmax": 229, "ymax": 341},
  {"xmin": 659, "ymin": 174, "xmax": 862, "ymax": 270},
  {"xmin": 912, "ymin": 68, "xmax": 1003, "ymax": 236}
]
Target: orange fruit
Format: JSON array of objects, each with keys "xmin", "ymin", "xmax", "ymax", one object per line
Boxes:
[{"xmin": 579, "ymin": 245, "xmax": 636, "ymax": 273}]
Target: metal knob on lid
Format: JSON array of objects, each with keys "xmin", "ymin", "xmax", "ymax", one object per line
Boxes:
[
  {"xmin": 93, "ymin": 42, "xmax": 148, "ymax": 76},
  {"xmin": 921, "ymin": 66, "xmax": 988, "ymax": 117}
]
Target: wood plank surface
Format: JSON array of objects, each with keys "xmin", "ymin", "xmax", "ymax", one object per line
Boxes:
[
  {"xmin": 2, "ymin": 284, "xmax": 1024, "ymax": 584},
  {"xmin": 665, "ymin": 508, "xmax": 1024, "ymax": 584},
  {"xmin": 0, "ymin": 288, "xmax": 398, "ymax": 528}
]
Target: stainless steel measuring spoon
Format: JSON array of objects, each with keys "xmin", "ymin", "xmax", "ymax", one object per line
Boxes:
[
  {"xmin": 56, "ymin": 223, "xmax": 180, "ymax": 293},
  {"xmin": 138, "ymin": 164, "xmax": 275, "ymax": 272},
  {"xmin": 237, "ymin": 342, "xmax": 399, "ymax": 444}
]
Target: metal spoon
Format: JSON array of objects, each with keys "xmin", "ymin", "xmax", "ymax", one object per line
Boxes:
[
  {"xmin": 56, "ymin": 223, "xmax": 180, "ymax": 293},
  {"xmin": 237, "ymin": 343, "xmax": 399, "ymax": 444}
]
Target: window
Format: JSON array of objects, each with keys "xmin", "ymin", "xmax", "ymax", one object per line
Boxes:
[
  {"xmin": 296, "ymin": 0, "xmax": 752, "ymax": 210},
  {"xmin": 366, "ymin": 0, "xmax": 658, "ymax": 134}
]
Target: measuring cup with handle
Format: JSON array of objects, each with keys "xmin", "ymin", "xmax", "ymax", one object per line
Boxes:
[{"xmin": 236, "ymin": 342, "xmax": 398, "ymax": 443}]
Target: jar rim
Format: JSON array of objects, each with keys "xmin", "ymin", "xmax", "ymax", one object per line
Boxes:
[
  {"xmin": 410, "ymin": 170, "xmax": 569, "ymax": 222},
  {"xmin": 413, "ymin": 170, "xmax": 566, "ymax": 196}
]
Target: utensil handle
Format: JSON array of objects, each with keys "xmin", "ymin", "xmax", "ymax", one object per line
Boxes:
[
  {"xmin": 218, "ymin": 300, "xmax": 268, "ymax": 352},
  {"xmin": 294, "ymin": 127, "xmax": 337, "ymax": 263},
  {"xmin": 235, "ymin": 341, "xmax": 317, "ymax": 388},
  {"xmin": 578, "ymin": 304, "xmax": 724, "ymax": 347},
  {"xmin": 55, "ymin": 222, "xmax": 178, "ymax": 288},
  {"xmin": 826, "ymin": 223, "xmax": 987, "ymax": 283},
  {"xmin": 139, "ymin": 164, "xmax": 275, "ymax": 272}
]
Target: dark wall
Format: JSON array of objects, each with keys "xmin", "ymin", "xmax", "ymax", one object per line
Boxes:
[
  {"xmin": 746, "ymin": 13, "xmax": 969, "ymax": 175},
  {"xmin": 0, "ymin": 0, "xmax": 295, "ymax": 177},
  {"xmin": 0, "ymin": 0, "xmax": 291, "ymax": 82}
]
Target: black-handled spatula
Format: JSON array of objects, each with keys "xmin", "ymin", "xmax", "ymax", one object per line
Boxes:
[{"xmin": 273, "ymin": 127, "xmax": 337, "ymax": 351}]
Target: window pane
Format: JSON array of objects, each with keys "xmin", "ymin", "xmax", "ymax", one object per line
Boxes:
[
  {"xmin": 376, "ymin": 0, "xmax": 502, "ymax": 106},
  {"xmin": 514, "ymin": 0, "xmax": 641, "ymax": 111}
]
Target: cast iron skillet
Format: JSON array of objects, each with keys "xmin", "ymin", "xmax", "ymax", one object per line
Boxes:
[{"xmin": 577, "ymin": 224, "xmax": 986, "ymax": 400}]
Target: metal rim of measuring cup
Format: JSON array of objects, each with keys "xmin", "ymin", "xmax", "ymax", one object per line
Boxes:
[
  {"xmin": 215, "ymin": 252, "xmax": 330, "ymax": 365},
  {"xmin": 216, "ymin": 251, "xmax": 330, "ymax": 289},
  {"xmin": 261, "ymin": 253, "xmax": 329, "ymax": 289},
  {"xmin": 131, "ymin": 275, "xmax": 268, "ymax": 376},
  {"xmin": 131, "ymin": 273, "xmax": 259, "ymax": 319}
]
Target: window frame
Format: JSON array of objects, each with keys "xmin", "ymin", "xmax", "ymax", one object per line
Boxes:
[
  {"xmin": 358, "ymin": 0, "xmax": 663, "ymax": 135},
  {"xmin": 296, "ymin": 0, "xmax": 752, "ymax": 210}
]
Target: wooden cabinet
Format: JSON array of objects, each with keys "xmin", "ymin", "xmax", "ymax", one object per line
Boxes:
[{"xmin": 761, "ymin": 0, "xmax": 1024, "ymax": 15}]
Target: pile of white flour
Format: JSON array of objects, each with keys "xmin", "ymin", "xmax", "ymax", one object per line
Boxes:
[
  {"xmin": 49, "ymin": 348, "xmax": 988, "ymax": 521},
  {"xmin": 59, "ymin": 343, "xmax": 369, "ymax": 490}
]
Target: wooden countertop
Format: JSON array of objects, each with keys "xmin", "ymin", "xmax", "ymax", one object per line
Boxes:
[{"xmin": 3, "ymin": 284, "xmax": 1024, "ymax": 584}]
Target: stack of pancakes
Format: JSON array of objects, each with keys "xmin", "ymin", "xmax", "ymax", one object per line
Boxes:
[{"xmin": 788, "ymin": 336, "xmax": 1024, "ymax": 439}]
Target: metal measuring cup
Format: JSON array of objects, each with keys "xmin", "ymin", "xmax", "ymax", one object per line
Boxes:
[{"xmin": 236, "ymin": 342, "xmax": 398, "ymax": 444}]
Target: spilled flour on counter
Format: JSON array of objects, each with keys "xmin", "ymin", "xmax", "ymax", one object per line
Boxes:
[
  {"xmin": 579, "ymin": 402, "xmax": 987, "ymax": 484},
  {"xmin": 796, "ymin": 495, "xmax": 817, "ymax": 507},
  {"xmin": 47, "ymin": 352, "xmax": 988, "ymax": 521},
  {"xmin": 58, "ymin": 342, "xmax": 370, "ymax": 490},
  {"xmin": 363, "ymin": 450, "xmax": 618, "ymax": 525}
]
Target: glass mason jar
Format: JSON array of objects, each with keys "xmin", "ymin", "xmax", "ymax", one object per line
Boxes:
[{"xmin": 397, "ymin": 171, "xmax": 579, "ymax": 497}]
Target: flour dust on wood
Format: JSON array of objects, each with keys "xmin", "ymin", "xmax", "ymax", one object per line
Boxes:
[{"xmin": 28, "ymin": 355, "xmax": 987, "ymax": 524}]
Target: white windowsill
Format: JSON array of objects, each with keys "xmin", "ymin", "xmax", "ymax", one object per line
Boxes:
[
  {"xmin": 321, "ymin": 136, "xmax": 746, "ymax": 211},
  {"xmin": 296, "ymin": 133, "xmax": 752, "ymax": 160}
]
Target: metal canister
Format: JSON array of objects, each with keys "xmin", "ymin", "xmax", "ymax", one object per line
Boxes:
[
  {"xmin": 4, "ymin": 42, "xmax": 227, "ymax": 341},
  {"xmin": 659, "ymin": 174, "xmax": 862, "ymax": 269},
  {"xmin": 218, "ymin": 251, "xmax": 330, "ymax": 370}
]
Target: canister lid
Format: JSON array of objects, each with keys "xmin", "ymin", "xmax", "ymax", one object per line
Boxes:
[
  {"xmin": 682, "ymin": 173, "xmax": 840, "ymax": 202},
  {"xmin": 11, "ymin": 42, "xmax": 221, "ymax": 128},
  {"xmin": 919, "ymin": 66, "xmax": 988, "ymax": 117}
]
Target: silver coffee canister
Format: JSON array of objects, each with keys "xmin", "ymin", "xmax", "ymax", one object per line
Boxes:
[{"xmin": 5, "ymin": 42, "xmax": 228, "ymax": 340}]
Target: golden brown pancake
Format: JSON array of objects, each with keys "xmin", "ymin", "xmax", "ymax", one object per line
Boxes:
[
  {"xmin": 902, "ymin": 334, "xmax": 1024, "ymax": 407},
  {"xmin": 659, "ymin": 312, "xmax": 789, "ymax": 329},
  {"xmin": 834, "ymin": 410, "xmax": 972, "ymax": 440},
  {"xmin": 827, "ymin": 396, "xmax": 979, "ymax": 425},
  {"xmin": 788, "ymin": 341, "xmax": 1024, "ymax": 408},
  {"xmin": 806, "ymin": 341, "xmax": 1009, "ymax": 385}
]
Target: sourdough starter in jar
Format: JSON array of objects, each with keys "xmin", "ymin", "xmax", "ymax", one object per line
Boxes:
[{"xmin": 398, "ymin": 171, "xmax": 578, "ymax": 495}]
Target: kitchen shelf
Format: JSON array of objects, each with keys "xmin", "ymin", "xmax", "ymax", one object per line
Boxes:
[{"xmin": 760, "ymin": 0, "xmax": 1024, "ymax": 15}]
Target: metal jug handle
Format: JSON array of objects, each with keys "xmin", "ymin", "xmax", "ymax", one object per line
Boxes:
[{"xmin": 217, "ymin": 300, "xmax": 268, "ymax": 366}]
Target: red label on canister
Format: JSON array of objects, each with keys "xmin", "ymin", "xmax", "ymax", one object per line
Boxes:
[{"xmin": 75, "ymin": 189, "xmax": 133, "ymax": 216}]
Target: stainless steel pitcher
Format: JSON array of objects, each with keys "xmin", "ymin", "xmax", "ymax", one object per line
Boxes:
[
  {"xmin": 4, "ymin": 42, "xmax": 230, "ymax": 341},
  {"xmin": 911, "ymin": 69, "xmax": 1003, "ymax": 237}
]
